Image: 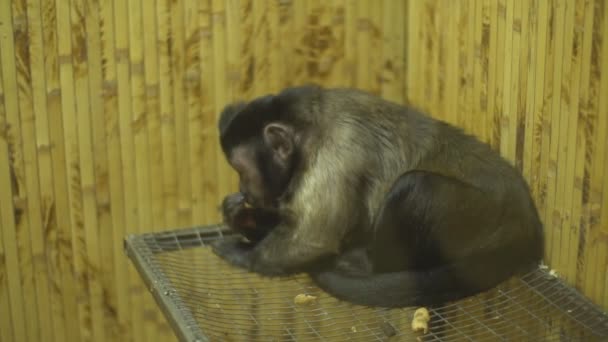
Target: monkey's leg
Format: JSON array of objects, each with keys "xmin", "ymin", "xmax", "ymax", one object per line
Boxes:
[
  {"xmin": 370, "ymin": 171, "xmax": 542, "ymax": 272},
  {"xmin": 312, "ymin": 170, "xmax": 542, "ymax": 307},
  {"xmin": 369, "ymin": 169, "xmax": 509, "ymax": 273}
]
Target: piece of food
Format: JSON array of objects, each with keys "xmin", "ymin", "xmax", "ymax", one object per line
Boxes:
[
  {"xmin": 411, "ymin": 307, "xmax": 431, "ymax": 334},
  {"xmin": 293, "ymin": 294, "xmax": 318, "ymax": 305}
]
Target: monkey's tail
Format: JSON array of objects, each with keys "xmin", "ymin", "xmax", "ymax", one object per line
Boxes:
[{"xmin": 310, "ymin": 245, "xmax": 541, "ymax": 308}]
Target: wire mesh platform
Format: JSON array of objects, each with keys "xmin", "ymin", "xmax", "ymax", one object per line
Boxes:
[{"xmin": 125, "ymin": 224, "xmax": 608, "ymax": 342}]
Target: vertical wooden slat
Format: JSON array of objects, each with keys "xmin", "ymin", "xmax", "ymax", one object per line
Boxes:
[
  {"xmin": 500, "ymin": 0, "xmax": 516, "ymax": 162},
  {"xmin": 551, "ymin": 0, "xmax": 576, "ymax": 278},
  {"xmin": 127, "ymin": 0, "xmax": 160, "ymax": 340},
  {"xmin": 368, "ymin": 1, "xmax": 383, "ymax": 95},
  {"xmin": 529, "ymin": 0, "xmax": 549, "ymax": 206},
  {"xmin": 537, "ymin": 0, "xmax": 558, "ymax": 261},
  {"xmin": 519, "ymin": 14, "xmax": 545, "ymax": 330},
  {"xmin": 418, "ymin": 0, "xmax": 430, "ymax": 111},
  {"xmin": 112, "ymin": 0, "xmax": 145, "ymax": 341},
  {"xmin": 0, "ymin": 2, "xmax": 35, "ymax": 342},
  {"xmin": 523, "ymin": 0, "xmax": 540, "ymax": 185},
  {"xmin": 234, "ymin": 0, "xmax": 252, "ymax": 98},
  {"xmin": 85, "ymin": 0, "xmax": 119, "ymax": 337},
  {"xmin": 54, "ymin": 0, "xmax": 88, "ymax": 340},
  {"xmin": 423, "ymin": 1, "xmax": 443, "ymax": 118},
  {"xmin": 597, "ymin": 0, "xmax": 608, "ymax": 308},
  {"xmin": 568, "ymin": 0, "xmax": 594, "ymax": 289},
  {"xmin": 40, "ymin": 0, "xmax": 74, "ymax": 339},
  {"xmin": 307, "ymin": 0, "xmax": 320, "ymax": 87},
  {"xmin": 8, "ymin": 1, "xmax": 42, "ymax": 339},
  {"xmin": 99, "ymin": 0, "xmax": 132, "ymax": 340},
  {"xmin": 514, "ymin": 0, "xmax": 530, "ymax": 172},
  {"xmin": 327, "ymin": 0, "xmax": 347, "ymax": 88},
  {"xmin": 33, "ymin": 1, "xmax": 64, "ymax": 339},
  {"xmin": 199, "ymin": 0, "xmax": 219, "ymax": 223},
  {"xmin": 473, "ymin": 0, "xmax": 488, "ymax": 142},
  {"xmin": 464, "ymin": 0, "xmax": 477, "ymax": 135},
  {"xmin": 212, "ymin": 0, "xmax": 232, "ymax": 208},
  {"xmin": 275, "ymin": 0, "xmax": 291, "ymax": 88},
  {"xmin": 143, "ymin": 0, "xmax": 172, "ymax": 337},
  {"xmin": 291, "ymin": 0, "xmax": 308, "ymax": 86},
  {"xmin": 543, "ymin": 0, "xmax": 566, "ymax": 266},
  {"xmin": 224, "ymin": 0, "xmax": 240, "ymax": 112},
  {"xmin": 28, "ymin": 0, "xmax": 66, "ymax": 337},
  {"xmin": 356, "ymin": 1, "xmax": 371, "ymax": 91},
  {"xmin": 143, "ymin": 0, "xmax": 166, "ymax": 232},
  {"xmin": 485, "ymin": 0, "xmax": 499, "ymax": 148},
  {"xmin": 456, "ymin": 0, "xmax": 471, "ymax": 130},
  {"xmin": 252, "ymin": 0, "xmax": 270, "ymax": 93},
  {"xmin": 381, "ymin": 0, "xmax": 405, "ymax": 103},
  {"xmin": 554, "ymin": 0, "xmax": 584, "ymax": 284},
  {"xmin": 405, "ymin": 0, "xmax": 420, "ymax": 105},
  {"xmin": 344, "ymin": 0, "xmax": 357, "ymax": 88},
  {"xmin": 224, "ymin": 0, "xmax": 241, "ymax": 193},
  {"xmin": 198, "ymin": 5, "xmax": 220, "ymax": 332},
  {"xmin": 0, "ymin": 40, "xmax": 17, "ymax": 342},
  {"xmin": 580, "ymin": 0, "xmax": 600, "ymax": 299},
  {"xmin": 185, "ymin": 0, "xmax": 204, "ymax": 225},
  {"xmin": 584, "ymin": 0, "xmax": 606, "ymax": 305},
  {"xmin": 70, "ymin": 1, "xmax": 106, "ymax": 341},
  {"xmin": 491, "ymin": 0, "xmax": 507, "ymax": 151},
  {"xmin": 435, "ymin": 0, "xmax": 448, "ymax": 116},
  {"xmin": 157, "ymin": 0, "xmax": 178, "ymax": 229},
  {"xmin": 444, "ymin": 0, "xmax": 459, "ymax": 126},
  {"xmin": 268, "ymin": 0, "xmax": 282, "ymax": 92},
  {"xmin": 0, "ymin": 212, "xmax": 14, "ymax": 341},
  {"xmin": 171, "ymin": 0, "xmax": 193, "ymax": 228}
]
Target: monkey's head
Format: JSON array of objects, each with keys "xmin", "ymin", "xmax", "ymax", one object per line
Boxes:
[{"xmin": 218, "ymin": 88, "xmax": 318, "ymax": 208}]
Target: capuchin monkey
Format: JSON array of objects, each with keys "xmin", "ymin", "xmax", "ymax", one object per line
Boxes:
[{"xmin": 211, "ymin": 85, "xmax": 544, "ymax": 308}]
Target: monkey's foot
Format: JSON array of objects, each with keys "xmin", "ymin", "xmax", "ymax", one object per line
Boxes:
[{"xmin": 210, "ymin": 237, "xmax": 254, "ymax": 270}]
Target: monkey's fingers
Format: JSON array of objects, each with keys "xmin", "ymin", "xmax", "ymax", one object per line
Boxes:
[{"xmin": 222, "ymin": 193, "xmax": 246, "ymax": 211}]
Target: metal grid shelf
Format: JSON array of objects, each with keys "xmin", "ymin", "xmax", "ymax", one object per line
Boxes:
[{"xmin": 125, "ymin": 224, "xmax": 608, "ymax": 341}]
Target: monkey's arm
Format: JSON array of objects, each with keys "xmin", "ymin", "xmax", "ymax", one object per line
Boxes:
[
  {"xmin": 217, "ymin": 194, "xmax": 330, "ymax": 275},
  {"xmin": 212, "ymin": 223, "xmax": 337, "ymax": 276},
  {"xmin": 213, "ymin": 191, "xmax": 353, "ymax": 276}
]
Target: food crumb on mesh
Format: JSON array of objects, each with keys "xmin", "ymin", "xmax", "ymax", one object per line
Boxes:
[{"xmin": 411, "ymin": 307, "xmax": 431, "ymax": 334}]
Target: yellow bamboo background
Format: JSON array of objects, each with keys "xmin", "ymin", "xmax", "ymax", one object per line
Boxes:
[{"xmin": 0, "ymin": 0, "xmax": 606, "ymax": 341}]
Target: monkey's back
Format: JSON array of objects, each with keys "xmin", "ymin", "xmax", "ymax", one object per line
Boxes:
[{"xmin": 316, "ymin": 87, "xmax": 543, "ymax": 253}]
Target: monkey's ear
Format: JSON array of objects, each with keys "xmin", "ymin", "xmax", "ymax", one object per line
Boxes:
[{"xmin": 263, "ymin": 123, "xmax": 294, "ymax": 161}]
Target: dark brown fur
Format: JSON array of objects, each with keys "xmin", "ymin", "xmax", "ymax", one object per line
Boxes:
[{"xmin": 213, "ymin": 85, "xmax": 544, "ymax": 307}]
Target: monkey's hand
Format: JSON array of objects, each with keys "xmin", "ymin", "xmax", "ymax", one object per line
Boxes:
[
  {"xmin": 222, "ymin": 193, "xmax": 259, "ymax": 239},
  {"xmin": 222, "ymin": 192, "xmax": 249, "ymax": 226},
  {"xmin": 211, "ymin": 236, "xmax": 289, "ymax": 276},
  {"xmin": 222, "ymin": 193, "xmax": 278, "ymax": 243},
  {"xmin": 211, "ymin": 237, "xmax": 254, "ymax": 270}
]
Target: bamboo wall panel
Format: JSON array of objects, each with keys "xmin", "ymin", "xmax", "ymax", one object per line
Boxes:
[
  {"xmin": 0, "ymin": 0, "xmax": 405, "ymax": 341},
  {"xmin": 406, "ymin": 0, "xmax": 608, "ymax": 309},
  {"xmin": 0, "ymin": 0, "xmax": 606, "ymax": 341}
]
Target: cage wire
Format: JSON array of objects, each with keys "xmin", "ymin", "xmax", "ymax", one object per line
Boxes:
[{"xmin": 125, "ymin": 225, "xmax": 608, "ymax": 342}]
